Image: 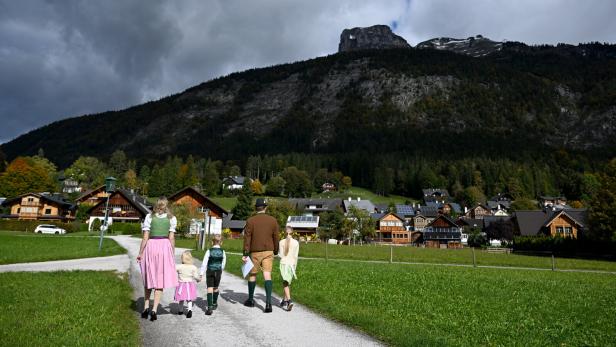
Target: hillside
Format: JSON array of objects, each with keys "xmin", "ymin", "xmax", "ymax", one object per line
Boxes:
[{"xmin": 3, "ymin": 40, "xmax": 616, "ymax": 168}]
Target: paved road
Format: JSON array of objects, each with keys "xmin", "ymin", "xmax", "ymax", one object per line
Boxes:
[
  {"xmin": 0, "ymin": 254, "xmax": 129, "ymax": 273},
  {"xmin": 111, "ymin": 236, "xmax": 383, "ymax": 347}
]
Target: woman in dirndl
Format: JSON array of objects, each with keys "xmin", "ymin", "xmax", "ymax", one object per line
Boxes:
[{"xmin": 137, "ymin": 197, "xmax": 178, "ymax": 321}]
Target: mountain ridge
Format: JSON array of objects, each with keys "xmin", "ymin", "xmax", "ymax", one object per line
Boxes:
[{"xmin": 3, "ymin": 36, "xmax": 616, "ymax": 167}]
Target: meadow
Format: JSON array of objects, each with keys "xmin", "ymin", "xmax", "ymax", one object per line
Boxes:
[
  {"xmin": 181, "ymin": 238, "xmax": 616, "ymax": 272},
  {"xmin": 0, "ymin": 231, "xmax": 125, "ymax": 264},
  {"xmin": 0, "ymin": 271, "xmax": 140, "ymax": 346},
  {"xmin": 224, "ymin": 254, "xmax": 616, "ymax": 347}
]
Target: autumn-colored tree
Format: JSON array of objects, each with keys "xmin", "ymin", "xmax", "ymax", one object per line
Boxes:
[
  {"xmin": 251, "ymin": 179, "xmax": 264, "ymax": 195},
  {"xmin": 0, "ymin": 157, "xmax": 56, "ymax": 198},
  {"xmin": 124, "ymin": 169, "xmax": 139, "ymax": 190}
]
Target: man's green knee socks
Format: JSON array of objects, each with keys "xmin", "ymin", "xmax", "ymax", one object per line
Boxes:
[
  {"xmin": 248, "ymin": 281, "xmax": 256, "ymax": 300},
  {"xmin": 264, "ymin": 280, "xmax": 273, "ymax": 304}
]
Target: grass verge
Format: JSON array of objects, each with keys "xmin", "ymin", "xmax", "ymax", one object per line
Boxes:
[
  {"xmin": 183, "ymin": 238, "xmax": 616, "ymax": 272},
  {"xmin": 224, "ymin": 254, "xmax": 616, "ymax": 347},
  {"xmin": 0, "ymin": 231, "xmax": 125, "ymax": 265},
  {"xmin": 0, "ymin": 271, "xmax": 140, "ymax": 346}
]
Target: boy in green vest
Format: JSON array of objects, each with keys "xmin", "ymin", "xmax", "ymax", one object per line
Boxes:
[{"xmin": 200, "ymin": 234, "xmax": 226, "ymax": 315}]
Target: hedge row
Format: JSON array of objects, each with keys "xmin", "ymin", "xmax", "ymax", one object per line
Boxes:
[
  {"xmin": 0, "ymin": 219, "xmax": 141, "ymax": 235},
  {"xmin": 513, "ymin": 235, "xmax": 616, "ymax": 258},
  {"xmin": 0, "ymin": 220, "xmax": 86, "ymax": 233}
]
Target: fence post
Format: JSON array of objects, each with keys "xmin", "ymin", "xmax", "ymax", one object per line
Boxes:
[
  {"xmin": 325, "ymin": 241, "xmax": 329, "ymax": 263},
  {"xmin": 390, "ymin": 245, "xmax": 393, "ymax": 263},
  {"xmin": 551, "ymin": 253, "xmax": 555, "ymax": 271},
  {"xmin": 472, "ymin": 247, "xmax": 476, "ymax": 268}
]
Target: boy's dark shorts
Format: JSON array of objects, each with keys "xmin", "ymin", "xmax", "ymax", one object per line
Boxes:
[{"xmin": 206, "ymin": 269, "xmax": 222, "ymax": 288}]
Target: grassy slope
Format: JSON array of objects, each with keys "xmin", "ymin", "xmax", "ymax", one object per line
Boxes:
[
  {"xmin": 182, "ymin": 238, "xmax": 616, "ymax": 272},
  {"xmin": 0, "ymin": 271, "xmax": 140, "ymax": 346},
  {"xmin": 224, "ymin": 254, "xmax": 616, "ymax": 347},
  {"xmin": 0, "ymin": 232, "xmax": 125, "ymax": 264},
  {"xmin": 312, "ymin": 186, "xmax": 415, "ymax": 205}
]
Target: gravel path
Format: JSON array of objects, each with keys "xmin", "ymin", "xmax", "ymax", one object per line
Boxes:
[
  {"xmin": 0, "ymin": 254, "xmax": 129, "ymax": 273},
  {"xmin": 111, "ymin": 236, "xmax": 384, "ymax": 347}
]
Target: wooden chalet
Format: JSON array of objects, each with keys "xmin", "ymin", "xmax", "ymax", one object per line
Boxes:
[
  {"xmin": 514, "ymin": 209, "xmax": 586, "ymax": 239},
  {"xmin": 375, "ymin": 212, "xmax": 409, "ymax": 244},
  {"xmin": 222, "ymin": 214, "xmax": 246, "ymax": 239},
  {"xmin": 76, "ymin": 185, "xmax": 109, "ymax": 206},
  {"xmin": 464, "ymin": 204, "xmax": 492, "ymax": 220},
  {"xmin": 87, "ymin": 189, "xmax": 150, "ymax": 223},
  {"xmin": 168, "ymin": 186, "xmax": 229, "ymax": 235},
  {"xmin": 1, "ymin": 193, "xmax": 74, "ymax": 221},
  {"xmin": 423, "ymin": 215, "xmax": 462, "ymax": 248}
]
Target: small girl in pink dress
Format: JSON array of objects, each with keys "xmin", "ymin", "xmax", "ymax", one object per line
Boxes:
[{"xmin": 175, "ymin": 250, "xmax": 201, "ymax": 318}]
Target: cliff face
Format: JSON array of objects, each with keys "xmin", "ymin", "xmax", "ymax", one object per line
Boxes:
[
  {"xmin": 338, "ymin": 25, "xmax": 410, "ymax": 52},
  {"xmin": 3, "ymin": 39, "xmax": 616, "ymax": 166}
]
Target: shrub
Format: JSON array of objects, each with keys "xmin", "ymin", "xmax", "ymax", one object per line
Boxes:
[{"xmin": 0, "ymin": 220, "xmax": 78, "ymax": 233}]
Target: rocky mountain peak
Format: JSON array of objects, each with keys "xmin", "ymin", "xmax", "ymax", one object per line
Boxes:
[
  {"xmin": 416, "ymin": 35, "xmax": 503, "ymax": 57},
  {"xmin": 338, "ymin": 25, "xmax": 410, "ymax": 52}
]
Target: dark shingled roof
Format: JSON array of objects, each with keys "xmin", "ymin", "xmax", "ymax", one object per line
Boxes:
[{"xmin": 513, "ymin": 210, "xmax": 550, "ymax": 236}]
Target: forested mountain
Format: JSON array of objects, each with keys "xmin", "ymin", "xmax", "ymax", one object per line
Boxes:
[{"xmin": 2, "ymin": 40, "xmax": 616, "ymax": 200}]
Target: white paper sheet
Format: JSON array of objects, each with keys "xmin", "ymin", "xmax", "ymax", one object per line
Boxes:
[{"xmin": 241, "ymin": 257, "xmax": 254, "ymax": 278}]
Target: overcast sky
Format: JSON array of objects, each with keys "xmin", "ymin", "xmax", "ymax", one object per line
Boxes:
[{"xmin": 1, "ymin": 0, "xmax": 615, "ymax": 144}]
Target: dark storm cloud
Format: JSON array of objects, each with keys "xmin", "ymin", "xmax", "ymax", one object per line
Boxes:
[{"xmin": 1, "ymin": 0, "xmax": 615, "ymax": 143}]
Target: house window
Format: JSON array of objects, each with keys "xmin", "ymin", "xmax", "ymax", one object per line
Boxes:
[
  {"xmin": 113, "ymin": 207, "xmax": 122, "ymax": 213},
  {"xmin": 556, "ymin": 226, "xmax": 564, "ymax": 234},
  {"xmin": 45, "ymin": 209, "xmax": 52, "ymax": 215},
  {"xmin": 564, "ymin": 227, "xmax": 572, "ymax": 235},
  {"xmin": 27, "ymin": 197, "xmax": 34, "ymax": 202},
  {"xmin": 17, "ymin": 208, "xmax": 20, "ymax": 213}
]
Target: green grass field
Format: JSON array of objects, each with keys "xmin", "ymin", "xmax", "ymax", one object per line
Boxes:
[
  {"xmin": 312, "ymin": 186, "xmax": 415, "ymax": 205},
  {"xmin": 0, "ymin": 231, "xmax": 125, "ymax": 265},
  {"xmin": 183, "ymin": 238, "xmax": 616, "ymax": 272},
  {"xmin": 0, "ymin": 271, "xmax": 140, "ymax": 346},
  {"xmin": 224, "ymin": 254, "xmax": 616, "ymax": 347}
]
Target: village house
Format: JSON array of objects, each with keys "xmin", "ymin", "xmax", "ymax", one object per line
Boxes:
[
  {"xmin": 87, "ymin": 189, "xmax": 150, "ymax": 230},
  {"xmin": 513, "ymin": 209, "xmax": 586, "ymax": 238},
  {"xmin": 222, "ymin": 214, "xmax": 246, "ymax": 239},
  {"xmin": 487, "ymin": 193, "xmax": 513, "ymax": 212},
  {"xmin": 539, "ymin": 195, "xmax": 567, "ymax": 208},
  {"xmin": 321, "ymin": 182, "xmax": 336, "ymax": 192},
  {"xmin": 1, "ymin": 193, "xmax": 74, "ymax": 221},
  {"xmin": 288, "ymin": 198, "xmax": 343, "ymax": 216},
  {"xmin": 76, "ymin": 185, "xmax": 110, "ymax": 206},
  {"xmin": 374, "ymin": 212, "xmax": 409, "ymax": 244},
  {"xmin": 61, "ymin": 177, "xmax": 82, "ymax": 194},
  {"xmin": 464, "ymin": 204, "xmax": 492, "ymax": 219},
  {"xmin": 168, "ymin": 186, "xmax": 229, "ymax": 235},
  {"xmin": 395, "ymin": 204, "xmax": 415, "ymax": 224},
  {"xmin": 423, "ymin": 215, "xmax": 463, "ymax": 248},
  {"xmin": 423, "ymin": 188, "xmax": 451, "ymax": 204},
  {"xmin": 413, "ymin": 206, "xmax": 437, "ymax": 231},
  {"xmin": 286, "ymin": 215, "xmax": 320, "ymax": 240},
  {"xmin": 342, "ymin": 197, "xmax": 376, "ymax": 215},
  {"xmin": 222, "ymin": 176, "xmax": 246, "ymax": 190}
]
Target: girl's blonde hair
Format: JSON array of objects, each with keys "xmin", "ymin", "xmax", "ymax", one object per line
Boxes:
[
  {"xmin": 154, "ymin": 197, "xmax": 173, "ymax": 218},
  {"xmin": 212, "ymin": 234, "xmax": 222, "ymax": 246},
  {"xmin": 284, "ymin": 226, "xmax": 293, "ymax": 256},
  {"xmin": 181, "ymin": 250, "xmax": 193, "ymax": 265}
]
